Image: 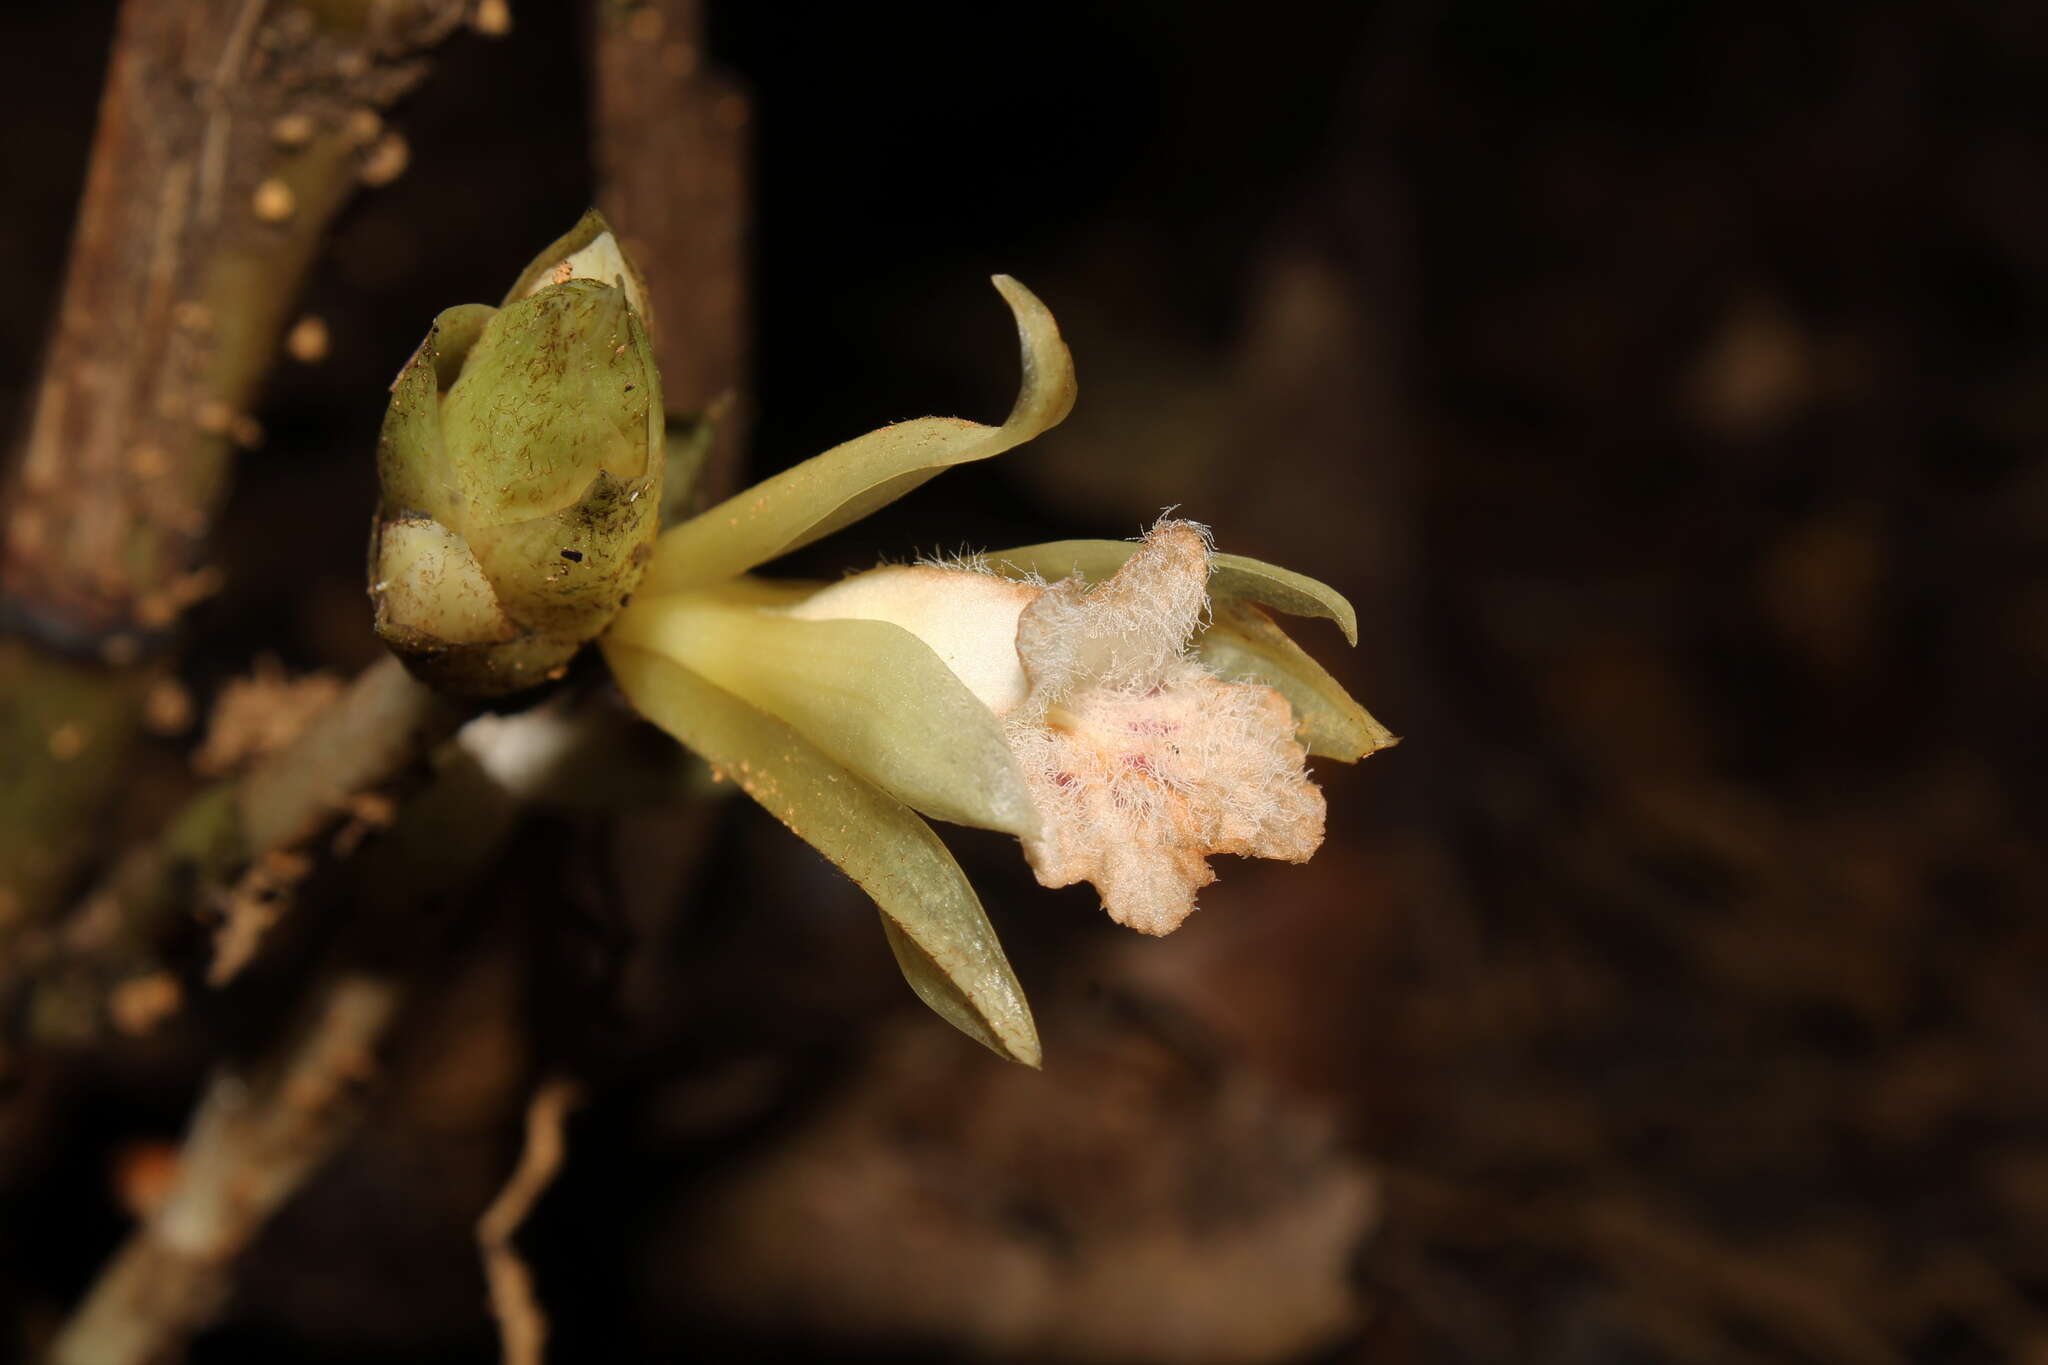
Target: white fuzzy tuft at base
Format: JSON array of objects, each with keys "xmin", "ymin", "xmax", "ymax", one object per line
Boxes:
[{"xmin": 1006, "ymin": 521, "xmax": 1324, "ymax": 934}]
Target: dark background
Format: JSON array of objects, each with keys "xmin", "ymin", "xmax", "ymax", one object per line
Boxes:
[{"xmin": 4, "ymin": 2, "xmax": 2044, "ymax": 1362}]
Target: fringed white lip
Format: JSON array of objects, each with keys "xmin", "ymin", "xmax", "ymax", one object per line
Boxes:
[{"xmin": 794, "ymin": 519, "xmax": 1327, "ymax": 935}]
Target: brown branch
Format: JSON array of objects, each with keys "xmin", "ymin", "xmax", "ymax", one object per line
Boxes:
[
  {"xmin": 234, "ymin": 654, "xmax": 462, "ymax": 855},
  {"xmin": 41, "ymin": 705, "xmax": 584, "ymax": 1362},
  {"xmin": 0, "ymin": 0, "xmax": 483, "ymax": 953},
  {"xmin": 45, "ymin": 973, "xmax": 403, "ymax": 1365},
  {"xmin": 3, "ymin": 0, "xmax": 475, "ymax": 642},
  {"xmin": 478, "ymin": 1077, "xmax": 583, "ymax": 1365},
  {"xmin": 8, "ymin": 656, "xmax": 461, "ymax": 1050},
  {"xmin": 590, "ymin": 0, "xmax": 752, "ymax": 502}
]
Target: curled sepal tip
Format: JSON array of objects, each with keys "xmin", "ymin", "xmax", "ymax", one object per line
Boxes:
[
  {"xmin": 642, "ymin": 275, "xmax": 1076, "ymax": 594},
  {"xmin": 1197, "ymin": 601, "xmax": 1397, "ymax": 762}
]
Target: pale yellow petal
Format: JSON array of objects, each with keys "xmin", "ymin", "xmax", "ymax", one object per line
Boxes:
[
  {"xmin": 1196, "ymin": 602, "xmax": 1397, "ymax": 762},
  {"xmin": 608, "ymin": 587, "xmax": 1038, "ymax": 837},
  {"xmin": 605, "ymin": 644, "xmax": 1040, "ymax": 1064}
]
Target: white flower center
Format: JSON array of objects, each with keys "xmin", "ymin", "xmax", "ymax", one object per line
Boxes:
[{"xmin": 786, "ymin": 565, "xmax": 1037, "ymax": 715}]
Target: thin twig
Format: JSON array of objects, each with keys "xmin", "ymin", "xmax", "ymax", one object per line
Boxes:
[
  {"xmin": 478, "ymin": 1077, "xmax": 583, "ymax": 1365},
  {"xmin": 234, "ymin": 654, "xmax": 462, "ymax": 857},
  {"xmin": 42, "ymin": 706, "xmax": 587, "ymax": 1362},
  {"xmin": 5, "ymin": 655, "xmax": 462, "ymax": 1048},
  {"xmin": 46, "ymin": 974, "xmax": 402, "ymax": 1365}
]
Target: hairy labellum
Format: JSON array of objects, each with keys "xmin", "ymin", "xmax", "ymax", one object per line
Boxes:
[{"xmin": 792, "ymin": 521, "xmax": 1325, "ymax": 933}]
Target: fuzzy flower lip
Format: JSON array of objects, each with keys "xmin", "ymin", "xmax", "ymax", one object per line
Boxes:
[
  {"xmin": 1007, "ymin": 520, "xmax": 1323, "ymax": 935},
  {"xmin": 600, "ymin": 275, "xmax": 1393, "ymax": 1063},
  {"xmin": 795, "ymin": 520, "xmax": 1330, "ymax": 936}
]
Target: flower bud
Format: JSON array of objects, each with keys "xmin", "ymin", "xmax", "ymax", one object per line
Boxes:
[{"xmin": 370, "ymin": 211, "xmax": 663, "ymax": 696}]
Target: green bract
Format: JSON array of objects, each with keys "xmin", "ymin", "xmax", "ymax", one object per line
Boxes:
[{"xmin": 370, "ymin": 211, "xmax": 663, "ymax": 697}]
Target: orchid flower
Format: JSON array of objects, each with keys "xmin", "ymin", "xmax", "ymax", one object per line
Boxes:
[{"xmin": 598, "ymin": 277, "xmax": 1394, "ymax": 1065}]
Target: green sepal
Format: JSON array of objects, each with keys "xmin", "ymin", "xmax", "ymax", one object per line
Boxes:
[
  {"xmin": 880, "ymin": 915, "xmax": 1018, "ymax": 1060},
  {"xmin": 376, "ymin": 303, "xmax": 494, "ymax": 524},
  {"xmin": 1196, "ymin": 601, "xmax": 1396, "ymax": 761},
  {"xmin": 606, "ymin": 586, "xmax": 1040, "ymax": 838},
  {"xmin": 423, "ymin": 303, "xmax": 494, "ymax": 389},
  {"xmin": 604, "ymin": 643, "xmax": 1041, "ymax": 1066},
  {"xmin": 466, "ymin": 467, "xmax": 660, "ymax": 636}
]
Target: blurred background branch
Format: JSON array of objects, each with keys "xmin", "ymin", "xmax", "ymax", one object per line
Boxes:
[
  {"xmin": 477, "ymin": 1077, "xmax": 581, "ymax": 1365},
  {"xmin": 3, "ymin": 655, "xmax": 460, "ymax": 1054},
  {"xmin": 48, "ymin": 973, "xmax": 402, "ymax": 1365},
  {"xmin": 0, "ymin": 1, "xmax": 2042, "ymax": 1363}
]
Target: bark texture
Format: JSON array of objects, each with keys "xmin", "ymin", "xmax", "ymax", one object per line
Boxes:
[
  {"xmin": 2, "ymin": 0, "xmax": 472, "ymax": 644},
  {"xmin": 0, "ymin": 0, "xmax": 475, "ymax": 930}
]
